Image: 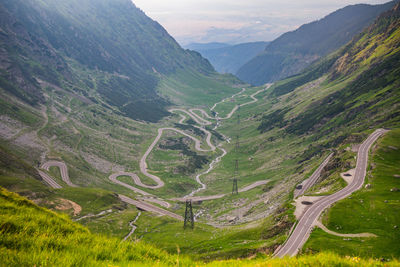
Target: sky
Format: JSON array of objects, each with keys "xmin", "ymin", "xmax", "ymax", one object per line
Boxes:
[{"xmin": 132, "ymin": 0, "xmax": 390, "ymax": 46}]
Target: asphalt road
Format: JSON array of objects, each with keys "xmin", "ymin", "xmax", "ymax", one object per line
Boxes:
[
  {"xmin": 295, "ymin": 153, "xmax": 334, "ymax": 198},
  {"xmin": 119, "ymin": 194, "xmax": 183, "ymax": 221},
  {"xmin": 38, "ymin": 85, "xmax": 273, "ymax": 221},
  {"xmin": 41, "ymin": 160, "xmax": 77, "ymax": 187},
  {"xmin": 173, "ymin": 180, "xmax": 269, "ymax": 202},
  {"xmin": 275, "ymin": 129, "xmax": 387, "ymax": 257},
  {"xmin": 39, "ymin": 161, "xmax": 177, "ymax": 216},
  {"xmin": 38, "ymin": 170, "xmax": 62, "ymax": 189}
]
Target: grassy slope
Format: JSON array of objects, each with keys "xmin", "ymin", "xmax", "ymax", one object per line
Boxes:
[
  {"xmin": 0, "ymin": 3, "xmax": 399, "ymax": 264},
  {"xmin": 0, "ymin": 77, "xmax": 291, "ymax": 260},
  {"xmin": 1, "ymin": 186, "xmax": 400, "ymax": 266},
  {"xmin": 304, "ymin": 129, "xmax": 400, "ymax": 259},
  {"xmin": 157, "ymin": 69, "xmax": 242, "ymax": 107},
  {"xmin": 0, "ymin": 187, "xmax": 191, "ymax": 266}
]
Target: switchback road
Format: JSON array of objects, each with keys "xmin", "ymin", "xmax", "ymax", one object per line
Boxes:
[
  {"xmin": 275, "ymin": 129, "xmax": 387, "ymax": 257},
  {"xmin": 39, "ymin": 85, "xmax": 273, "ymax": 221},
  {"xmin": 41, "ymin": 161, "xmax": 77, "ymax": 187}
]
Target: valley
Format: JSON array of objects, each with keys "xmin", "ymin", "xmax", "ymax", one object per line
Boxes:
[{"xmin": 0, "ymin": 0, "xmax": 399, "ymax": 265}]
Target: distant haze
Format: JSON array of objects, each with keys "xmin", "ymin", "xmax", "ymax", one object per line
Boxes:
[{"xmin": 132, "ymin": 0, "xmax": 390, "ymax": 45}]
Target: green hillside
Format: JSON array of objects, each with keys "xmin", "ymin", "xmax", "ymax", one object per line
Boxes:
[
  {"xmin": 258, "ymin": 2, "xmax": 400, "ymax": 136},
  {"xmin": 236, "ymin": 1, "xmax": 396, "ymax": 85},
  {"xmin": 2, "ymin": 186, "xmax": 399, "ymax": 266},
  {"xmin": 0, "ymin": 0, "xmax": 399, "ymax": 264}
]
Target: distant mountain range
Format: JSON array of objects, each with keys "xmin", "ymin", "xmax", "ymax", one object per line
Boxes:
[
  {"xmin": 237, "ymin": 1, "xmax": 397, "ymax": 85},
  {"xmin": 185, "ymin": 42, "xmax": 232, "ymax": 51},
  {"xmin": 186, "ymin": 42, "xmax": 269, "ymax": 74}
]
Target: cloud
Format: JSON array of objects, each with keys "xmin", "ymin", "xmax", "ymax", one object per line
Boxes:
[{"xmin": 132, "ymin": 0, "xmax": 391, "ymax": 45}]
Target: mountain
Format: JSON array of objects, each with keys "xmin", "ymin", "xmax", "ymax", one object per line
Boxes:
[
  {"xmin": 0, "ymin": 0, "xmax": 399, "ymax": 263},
  {"xmin": 189, "ymin": 42, "xmax": 270, "ymax": 74},
  {"xmin": 234, "ymin": 3, "xmax": 400, "ymax": 256},
  {"xmin": 236, "ymin": 1, "xmax": 396, "ymax": 85},
  {"xmin": 259, "ymin": 0, "xmax": 400, "ymax": 135},
  {"xmin": 0, "ymin": 0, "xmax": 216, "ymax": 122},
  {"xmin": 185, "ymin": 42, "xmax": 231, "ymax": 51}
]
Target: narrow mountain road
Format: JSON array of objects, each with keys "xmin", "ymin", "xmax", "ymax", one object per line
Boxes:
[
  {"xmin": 295, "ymin": 153, "xmax": 334, "ymax": 198},
  {"xmin": 109, "ymin": 172, "xmax": 153, "ymax": 195},
  {"xmin": 190, "ymin": 86, "xmax": 270, "ymax": 122},
  {"xmin": 210, "ymin": 88, "xmax": 246, "ymax": 111},
  {"xmin": 138, "ymin": 127, "xmax": 216, "ymax": 189},
  {"xmin": 174, "ymin": 180, "xmax": 270, "ymax": 202},
  {"xmin": 39, "ymin": 84, "xmax": 273, "ymax": 221},
  {"xmin": 109, "ymin": 173, "xmax": 171, "ymax": 208},
  {"xmin": 119, "ymin": 194, "xmax": 183, "ymax": 221},
  {"xmin": 138, "ymin": 196, "xmax": 171, "ymax": 208},
  {"xmin": 74, "ymin": 209, "xmax": 113, "ymax": 222},
  {"xmin": 38, "ymin": 170, "xmax": 62, "ymax": 189},
  {"xmin": 41, "ymin": 161, "xmax": 77, "ymax": 187},
  {"xmin": 275, "ymin": 129, "xmax": 387, "ymax": 257},
  {"xmin": 169, "ymin": 109, "xmax": 212, "ymax": 126},
  {"xmin": 116, "ymin": 85, "xmax": 271, "ymax": 196},
  {"xmin": 39, "ymin": 161, "xmax": 178, "ymax": 218}
]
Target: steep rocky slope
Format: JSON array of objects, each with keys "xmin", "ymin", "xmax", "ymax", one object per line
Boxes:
[{"xmin": 0, "ymin": 0, "xmax": 216, "ymax": 122}]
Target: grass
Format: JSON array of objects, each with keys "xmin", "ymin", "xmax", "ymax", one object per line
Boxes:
[
  {"xmin": 157, "ymin": 69, "xmax": 241, "ymax": 107},
  {"xmin": 1, "ymin": 17, "xmax": 400, "ymax": 262},
  {"xmin": 0, "ymin": 187, "xmax": 192, "ymax": 266},
  {"xmin": 81, "ymin": 205, "xmax": 139, "ymax": 239},
  {"xmin": 304, "ymin": 129, "xmax": 400, "ymax": 259},
  {"xmin": 1, "ymin": 187, "xmax": 399, "ymax": 266}
]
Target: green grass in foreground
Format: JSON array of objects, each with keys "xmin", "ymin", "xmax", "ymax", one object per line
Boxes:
[
  {"xmin": 304, "ymin": 129, "xmax": 400, "ymax": 259},
  {"xmin": 1, "ymin": 186, "xmax": 400, "ymax": 266}
]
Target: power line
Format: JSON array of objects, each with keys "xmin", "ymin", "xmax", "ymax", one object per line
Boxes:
[{"xmin": 183, "ymin": 199, "xmax": 194, "ymax": 229}]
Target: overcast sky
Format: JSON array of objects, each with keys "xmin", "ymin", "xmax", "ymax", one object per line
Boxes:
[{"xmin": 132, "ymin": 0, "xmax": 390, "ymax": 45}]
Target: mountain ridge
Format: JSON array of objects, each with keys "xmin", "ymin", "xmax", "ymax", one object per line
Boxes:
[
  {"xmin": 0, "ymin": 0, "xmax": 219, "ymax": 122},
  {"xmin": 237, "ymin": 1, "xmax": 396, "ymax": 85},
  {"xmin": 188, "ymin": 41, "xmax": 270, "ymax": 74}
]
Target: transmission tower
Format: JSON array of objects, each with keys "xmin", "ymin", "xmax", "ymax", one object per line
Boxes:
[
  {"xmin": 232, "ymin": 159, "xmax": 239, "ymax": 194},
  {"xmin": 183, "ymin": 199, "xmax": 194, "ymax": 229},
  {"xmin": 232, "ymin": 104, "xmax": 241, "ymax": 195},
  {"xmin": 235, "ymin": 134, "xmax": 240, "ymax": 151},
  {"xmin": 237, "ymin": 105, "xmax": 241, "ymax": 124}
]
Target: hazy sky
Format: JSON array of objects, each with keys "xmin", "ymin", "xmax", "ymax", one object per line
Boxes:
[{"xmin": 132, "ymin": 0, "xmax": 390, "ymax": 45}]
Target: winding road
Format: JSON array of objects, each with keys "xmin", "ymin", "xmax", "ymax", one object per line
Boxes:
[
  {"xmin": 110, "ymin": 85, "xmax": 271, "ymax": 199},
  {"xmin": 41, "ymin": 161, "xmax": 77, "ymax": 187},
  {"xmin": 38, "ymin": 85, "xmax": 272, "ymax": 221},
  {"xmin": 175, "ymin": 180, "xmax": 270, "ymax": 202},
  {"xmin": 294, "ymin": 153, "xmax": 334, "ymax": 198},
  {"xmin": 38, "ymin": 162, "xmax": 179, "ymax": 219},
  {"xmin": 275, "ymin": 129, "xmax": 387, "ymax": 257}
]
